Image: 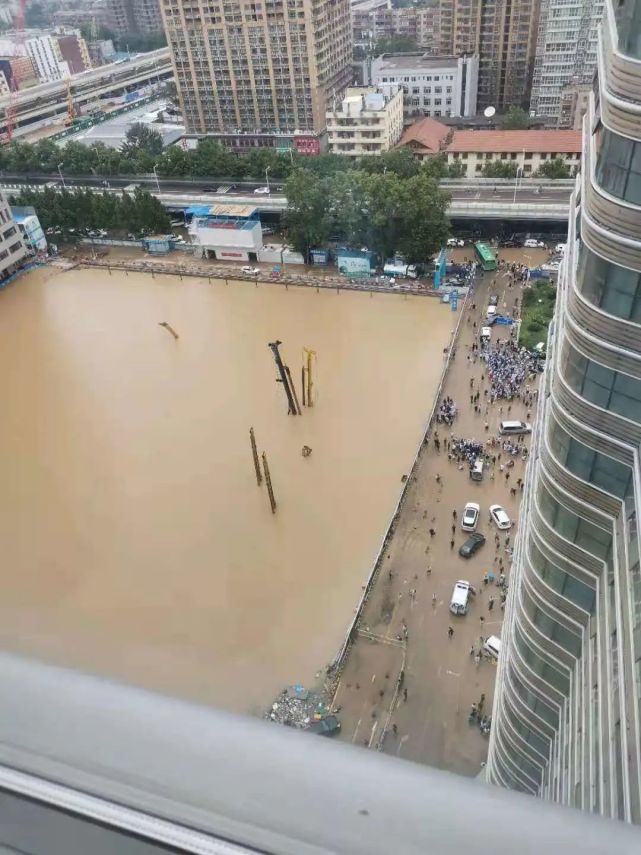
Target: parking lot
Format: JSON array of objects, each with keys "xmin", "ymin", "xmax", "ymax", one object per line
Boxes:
[{"xmin": 331, "ymin": 248, "xmax": 542, "ymax": 776}]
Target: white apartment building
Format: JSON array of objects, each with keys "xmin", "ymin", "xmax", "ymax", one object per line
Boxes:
[
  {"xmin": 368, "ymin": 53, "xmax": 478, "ymax": 119},
  {"xmin": 25, "ymin": 35, "xmax": 70, "ymax": 83},
  {"xmin": 326, "ymin": 86, "xmax": 404, "ymax": 157},
  {"xmin": 0, "ymin": 193, "xmax": 28, "ymax": 279},
  {"xmin": 444, "ymin": 129, "xmax": 582, "ymax": 177},
  {"xmin": 530, "ymin": 0, "xmax": 605, "ymax": 126}
]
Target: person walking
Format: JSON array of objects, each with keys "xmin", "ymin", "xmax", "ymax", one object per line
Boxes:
[
  {"xmin": 429, "ymin": 528, "xmax": 436, "ymax": 537},
  {"xmin": 448, "ymin": 626, "xmax": 454, "ymax": 639},
  {"xmin": 432, "ymin": 592, "xmax": 437, "ymax": 606},
  {"xmin": 488, "ymin": 596, "xmax": 495, "ymax": 611},
  {"xmin": 450, "ymin": 538, "xmax": 455, "ymax": 550},
  {"xmin": 403, "ymin": 687, "xmax": 408, "ymax": 702}
]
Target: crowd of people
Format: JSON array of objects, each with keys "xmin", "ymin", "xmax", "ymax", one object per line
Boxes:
[
  {"xmin": 436, "ymin": 396, "xmax": 458, "ymax": 425},
  {"xmin": 449, "ymin": 437, "xmax": 485, "ymax": 468},
  {"xmin": 482, "ymin": 341, "xmax": 542, "ymax": 400}
]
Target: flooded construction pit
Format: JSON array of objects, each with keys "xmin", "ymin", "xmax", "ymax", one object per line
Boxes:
[{"xmin": 0, "ymin": 267, "xmax": 453, "ymax": 712}]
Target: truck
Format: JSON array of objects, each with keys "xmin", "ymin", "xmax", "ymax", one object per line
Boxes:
[{"xmin": 383, "ymin": 260, "xmax": 418, "ymax": 279}]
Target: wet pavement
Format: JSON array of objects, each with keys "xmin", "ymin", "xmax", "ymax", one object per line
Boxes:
[{"xmin": 332, "ymin": 249, "xmax": 543, "ymax": 777}]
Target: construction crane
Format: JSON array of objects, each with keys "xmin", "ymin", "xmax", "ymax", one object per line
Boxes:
[
  {"xmin": 64, "ymin": 78, "xmax": 76, "ymax": 126},
  {"xmin": 2, "ymin": 0, "xmax": 27, "ymax": 144}
]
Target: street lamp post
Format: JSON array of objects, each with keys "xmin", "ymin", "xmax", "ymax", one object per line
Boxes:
[
  {"xmin": 57, "ymin": 163, "xmax": 66, "ymax": 189},
  {"xmin": 153, "ymin": 163, "xmax": 161, "ymax": 193},
  {"xmin": 265, "ymin": 166, "xmax": 271, "ymax": 194},
  {"xmin": 513, "ymin": 165, "xmax": 523, "ymax": 204}
]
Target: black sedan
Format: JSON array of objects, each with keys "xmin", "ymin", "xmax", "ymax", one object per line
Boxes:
[{"xmin": 459, "ymin": 532, "xmax": 486, "ymax": 558}]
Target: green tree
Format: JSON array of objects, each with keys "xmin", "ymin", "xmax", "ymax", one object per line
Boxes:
[
  {"xmin": 393, "ymin": 171, "xmax": 450, "ymax": 263},
  {"xmin": 536, "ymin": 157, "xmax": 571, "ymax": 179},
  {"xmin": 372, "ymin": 35, "xmax": 418, "ymax": 54},
  {"xmin": 360, "ymin": 149, "xmax": 420, "ymax": 179},
  {"xmin": 121, "ymin": 123, "xmax": 164, "ymax": 158},
  {"xmin": 283, "ymin": 169, "xmax": 333, "ymax": 259},
  {"xmin": 481, "ymin": 160, "xmax": 518, "ymax": 178},
  {"xmin": 501, "ymin": 106, "xmax": 529, "ymax": 130},
  {"xmin": 446, "ymin": 159, "xmax": 466, "ymax": 178}
]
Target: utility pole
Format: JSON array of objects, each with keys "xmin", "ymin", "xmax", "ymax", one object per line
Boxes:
[
  {"xmin": 301, "ymin": 365, "xmax": 306, "ymax": 407},
  {"xmin": 268, "ymin": 340, "xmax": 298, "ymax": 415},
  {"xmin": 262, "ymin": 452, "xmax": 277, "ymax": 513},
  {"xmin": 303, "ymin": 347, "xmax": 316, "ymax": 407},
  {"xmin": 249, "ymin": 427, "xmax": 262, "ymax": 485}
]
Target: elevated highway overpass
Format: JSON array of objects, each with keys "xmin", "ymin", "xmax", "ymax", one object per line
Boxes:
[
  {"xmin": 0, "ymin": 174, "xmax": 574, "ymax": 222},
  {"xmin": 0, "ymin": 49, "xmax": 173, "ymax": 139}
]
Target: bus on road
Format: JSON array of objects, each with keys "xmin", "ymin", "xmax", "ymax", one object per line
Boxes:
[{"xmin": 474, "ymin": 242, "xmax": 497, "ymax": 271}]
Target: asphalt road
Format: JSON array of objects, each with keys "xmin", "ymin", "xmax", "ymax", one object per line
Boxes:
[
  {"xmin": 0, "ymin": 173, "xmax": 572, "ymax": 206},
  {"xmin": 331, "ymin": 250, "xmax": 541, "ymax": 776}
]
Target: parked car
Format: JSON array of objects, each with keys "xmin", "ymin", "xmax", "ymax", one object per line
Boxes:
[
  {"xmin": 489, "ymin": 504, "xmax": 512, "ymax": 530},
  {"xmin": 241, "ymin": 266, "xmax": 261, "ymax": 275},
  {"xmin": 524, "ymin": 238, "xmax": 546, "ymax": 248},
  {"xmin": 461, "ymin": 502, "xmax": 480, "ymax": 532},
  {"xmin": 450, "ymin": 580, "xmax": 473, "ymax": 615},
  {"xmin": 459, "ymin": 532, "xmax": 486, "ymax": 558},
  {"xmin": 499, "ymin": 420, "xmax": 532, "ymax": 435},
  {"xmin": 254, "ymin": 186, "xmax": 271, "ymax": 195},
  {"xmin": 447, "ymin": 238, "xmax": 465, "ymax": 247},
  {"xmin": 483, "ymin": 635, "xmax": 501, "ymax": 659}
]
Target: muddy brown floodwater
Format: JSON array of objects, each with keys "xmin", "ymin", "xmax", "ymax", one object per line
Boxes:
[{"xmin": 0, "ymin": 267, "xmax": 454, "ymax": 712}]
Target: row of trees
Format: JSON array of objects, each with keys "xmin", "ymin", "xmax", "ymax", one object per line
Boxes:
[
  {"xmin": 0, "ymin": 134, "xmax": 467, "ymax": 182},
  {"xmin": 11, "ymin": 186, "xmax": 170, "ymax": 236},
  {"xmin": 480, "ymin": 157, "xmax": 576, "ymax": 179},
  {"xmin": 284, "ymin": 167, "xmax": 450, "ymax": 264}
]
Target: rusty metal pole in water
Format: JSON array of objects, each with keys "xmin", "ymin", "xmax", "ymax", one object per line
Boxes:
[
  {"xmin": 249, "ymin": 427, "xmax": 262, "ymax": 486},
  {"xmin": 262, "ymin": 452, "xmax": 277, "ymax": 513},
  {"xmin": 285, "ymin": 366, "xmax": 301, "ymax": 415}
]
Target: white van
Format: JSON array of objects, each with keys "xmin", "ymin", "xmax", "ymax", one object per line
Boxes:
[
  {"xmin": 450, "ymin": 580, "xmax": 472, "ymax": 615},
  {"xmin": 499, "ymin": 420, "xmax": 532, "ymax": 436},
  {"xmin": 486, "ymin": 305, "xmax": 497, "ymax": 319},
  {"xmin": 470, "ymin": 458, "xmax": 484, "ymax": 481},
  {"xmin": 524, "ymin": 238, "xmax": 545, "ymax": 248},
  {"xmin": 483, "ymin": 635, "xmax": 501, "ymax": 659},
  {"xmin": 480, "ymin": 326, "xmax": 492, "ymax": 343}
]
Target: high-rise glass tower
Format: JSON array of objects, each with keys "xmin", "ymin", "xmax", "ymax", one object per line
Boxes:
[{"xmin": 487, "ymin": 0, "xmax": 641, "ymax": 823}]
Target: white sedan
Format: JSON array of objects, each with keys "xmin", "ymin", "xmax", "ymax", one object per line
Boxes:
[
  {"xmin": 461, "ymin": 502, "xmax": 480, "ymax": 532},
  {"xmin": 489, "ymin": 504, "xmax": 512, "ymax": 530},
  {"xmin": 241, "ymin": 266, "xmax": 261, "ymax": 275},
  {"xmin": 254, "ymin": 186, "xmax": 271, "ymax": 195}
]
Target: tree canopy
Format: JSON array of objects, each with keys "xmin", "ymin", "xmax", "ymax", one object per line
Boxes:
[
  {"xmin": 284, "ymin": 167, "xmax": 450, "ymax": 264},
  {"xmin": 501, "ymin": 106, "xmax": 529, "ymax": 130},
  {"xmin": 481, "ymin": 161, "xmax": 518, "ymax": 178},
  {"xmin": 121, "ymin": 123, "xmax": 164, "ymax": 158},
  {"xmin": 372, "ymin": 35, "xmax": 419, "ymax": 54},
  {"xmin": 536, "ymin": 157, "xmax": 572, "ymax": 179},
  {"xmin": 11, "ymin": 186, "xmax": 170, "ymax": 235},
  {"xmin": 0, "ymin": 137, "xmax": 466, "ymax": 182}
]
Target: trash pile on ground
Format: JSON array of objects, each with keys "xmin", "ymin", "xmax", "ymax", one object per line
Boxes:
[{"xmin": 266, "ymin": 685, "xmax": 341, "ymax": 736}]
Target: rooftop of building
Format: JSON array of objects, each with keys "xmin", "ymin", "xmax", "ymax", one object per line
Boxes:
[
  {"xmin": 328, "ymin": 86, "xmax": 401, "ymax": 117},
  {"xmin": 445, "ymin": 129, "xmax": 582, "ymax": 153},
  {"xmin": 372, "ymin": 53, "xmax": 461, "ymax": 70},
  {"xmin": 396, "ymin": 116, "xmax": 450, "ymax": 152}
]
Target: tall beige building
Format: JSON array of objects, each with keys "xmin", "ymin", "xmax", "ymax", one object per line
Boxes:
[
  {"xmin": 441, "ymin": 0, "xmax": 540, "ymax": 111},
  {"xmin": 161, "ymin": 0, "xmax": 352, "ymax": 143}
]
